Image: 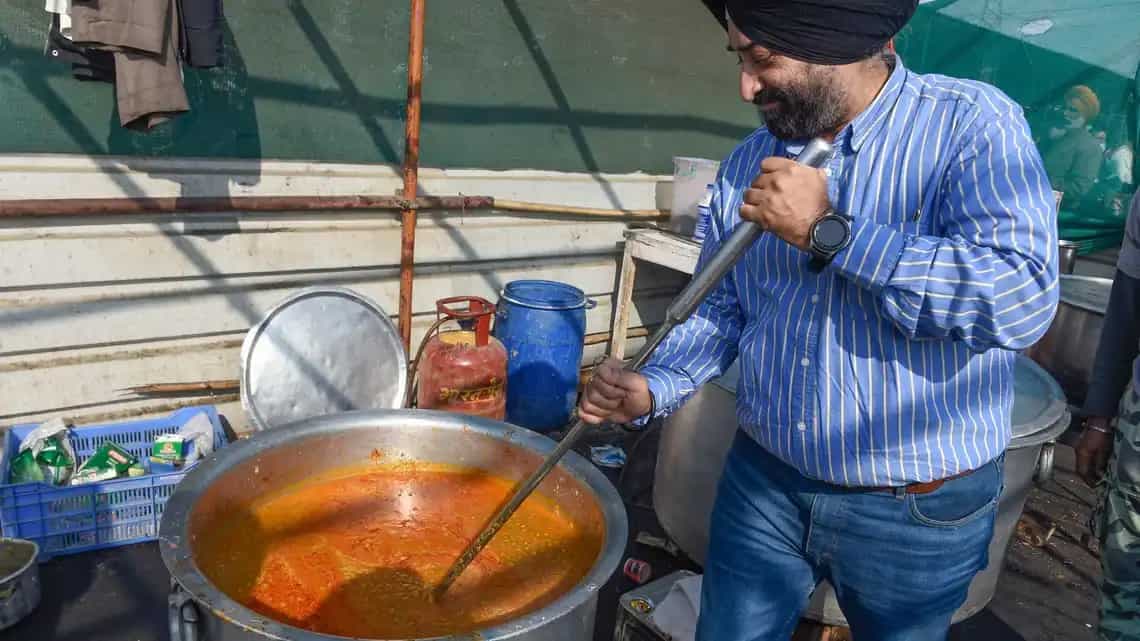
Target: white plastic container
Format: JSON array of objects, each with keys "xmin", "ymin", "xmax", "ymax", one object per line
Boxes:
[
  {"xmin": 670, "ymin": 157, "xmax": 720, "ymax": 236},
  {"xmin": 692, "ymin": 184, "xmax": 715, "ymax": 243}
]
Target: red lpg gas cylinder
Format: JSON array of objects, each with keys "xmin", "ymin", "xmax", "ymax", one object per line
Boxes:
[{"xmin": 415, "ymin": 297, "xmax": 508, "ymax": 420}]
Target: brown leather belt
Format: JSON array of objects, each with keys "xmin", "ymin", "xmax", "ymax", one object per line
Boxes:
[{"xmin": 873, "ymin": 467, "xmax": 976, "ymax": 495}]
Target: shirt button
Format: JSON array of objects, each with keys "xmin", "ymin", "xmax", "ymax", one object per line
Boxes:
[
  {"xmin": 811, "ymin": 294, "xmax": 820, "ymax": 303},
  {"xmin": 797, "ymin": 421, "xmax": 808, "ymax": 431},
  {"xmin": 801, "ymin": 357, "xmax": 811, "ymax": 367}
]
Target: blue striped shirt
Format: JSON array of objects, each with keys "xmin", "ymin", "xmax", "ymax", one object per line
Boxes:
[{"xmin": 643, "ymin": 60, "xmax": 1059, "ymax": 486}]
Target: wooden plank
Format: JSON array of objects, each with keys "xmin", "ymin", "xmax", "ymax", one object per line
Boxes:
[
  {"xmin": 627, "ymin": 228, "xmax": 701, "ymax": 275},
  {"xmin": 609, "ymin": 240, "xmax": 639, "ymax": 360}
]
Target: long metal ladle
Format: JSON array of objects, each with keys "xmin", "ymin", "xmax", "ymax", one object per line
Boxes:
[{"xmin": 433, "ymin": 138, "xmax": 835, "ymax": 599}]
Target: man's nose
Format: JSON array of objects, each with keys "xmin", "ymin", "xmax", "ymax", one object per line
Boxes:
[{"xmin": 740, "ymin": 70, "xmax": 762, "ymax": 103}]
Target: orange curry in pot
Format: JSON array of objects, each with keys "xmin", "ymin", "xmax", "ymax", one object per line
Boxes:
[{"xmin": 193, "ymin": 463, "xmax": 603, "ymax": 639}]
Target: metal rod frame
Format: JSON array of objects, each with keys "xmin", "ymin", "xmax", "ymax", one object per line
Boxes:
[{"xmin": 399, "ymin": 0, "xmax": 428, "ymax": 352}]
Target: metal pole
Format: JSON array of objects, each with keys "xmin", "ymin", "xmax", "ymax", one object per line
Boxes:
[
  {"xmin": 0, "ymin": 195, "xmax": 492, "ymax": 218},
  {"xmin": 399, "ymin": 0, "xmax": 427, "ymax": 352},
  {"xmin": 0, "ymin": 195, "xmax": 670, "ymax": 219},
  {"xmin": 433, "ymin": 138, "xmax": 834, "ymax": 599}
]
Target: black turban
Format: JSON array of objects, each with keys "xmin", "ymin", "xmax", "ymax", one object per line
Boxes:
[{"xmin": 723, "ymin": 0, "xmax": 918, "ymax": 65}]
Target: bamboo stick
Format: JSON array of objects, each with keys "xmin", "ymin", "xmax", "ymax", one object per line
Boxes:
[{"xmin": 493, "ymin": 199, "xmax": 667, "ymax": 219}]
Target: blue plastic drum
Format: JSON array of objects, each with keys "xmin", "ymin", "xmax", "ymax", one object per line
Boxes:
[{"xmin": 494, "ymin": 280, "xmax": 595, "ymax": 432}]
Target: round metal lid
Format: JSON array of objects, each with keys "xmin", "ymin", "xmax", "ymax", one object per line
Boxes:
[
  {"xmin": 1060, "ymin": 274, "xmax": 1111, "ymax": 315},
  {"xmin": 1011, "ymin": 355, "xmax": 1069, "ymax": 445},
  {"xmin": 240, "ymin": 287, "xmax": 407, "ymax": 430},
  {"xmin": 710, "ymin": 356, "xmax": 1066, "ymax": 444}
]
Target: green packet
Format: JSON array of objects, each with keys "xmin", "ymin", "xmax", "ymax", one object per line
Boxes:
[
  {"xmin": 70, "ymin": 442, "xmax": 138, "ymax": 486},
  {"xmin": 151, "ymin": 434, "xmax": 187, "ymax": 462},
  {"xmin": 10, "ymin": 436, "xmax": 74, "ymax": 485},
  {"xmin": 9, "ymin": 450, "xmax": 44, "ymax": 484},
  {"xmin": 36, "ymin": 437, "xmax": 74, "ymax": 485}
]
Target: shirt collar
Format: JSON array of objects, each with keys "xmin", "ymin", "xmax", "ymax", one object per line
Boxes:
[{"xmin": 847, "ymin": 58, "xmax": 908, "ymax": 153}]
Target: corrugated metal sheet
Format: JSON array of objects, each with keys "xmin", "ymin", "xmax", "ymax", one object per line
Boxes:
[{"xmin": 0, "ymin": 156, "xmax": 684, "ymax": 430}]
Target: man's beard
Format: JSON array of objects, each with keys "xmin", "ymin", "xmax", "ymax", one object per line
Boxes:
[{"xmin": 755, "ymin": 74, "xmax": 848, "ymax": 140}]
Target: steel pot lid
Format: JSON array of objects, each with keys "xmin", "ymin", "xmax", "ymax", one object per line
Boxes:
[
  {"xmin": 240, "ymin": 287, "xmax": 407, "ymax": 430},
  {"xmin": 1060, "ymin": 274, "xmax": 1112, "ymax": 315},
  {"xmin": 1011, "ymin": 355, "xmax": 1069, "ymax": 446}
]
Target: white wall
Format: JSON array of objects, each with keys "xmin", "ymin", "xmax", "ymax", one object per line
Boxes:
[{"xmin": 0, "ymin": 155, "xmax": 685, "ymax": 432}]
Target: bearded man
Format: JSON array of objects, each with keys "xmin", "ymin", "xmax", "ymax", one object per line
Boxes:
[{"xmin": 580, "ymin": 2, "xmax": 1059, "ymax": 639}]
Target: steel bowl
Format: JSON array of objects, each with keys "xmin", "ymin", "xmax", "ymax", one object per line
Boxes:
[
  {"xmin": 0, "ymin": 538, "xmax": 39, "ymax": 631},
  {"xmin": 160, "ymin": 409, "xmax": 627, "ymax": 641}
]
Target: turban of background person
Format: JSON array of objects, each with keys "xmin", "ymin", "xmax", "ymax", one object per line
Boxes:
[
  {"xmin": 723, "ymin": 0, "xmax": 919, "ymax": 65},
  {"xmin": 1065, "ymin": 85, "xmax": 1101, "ymax": 122}
]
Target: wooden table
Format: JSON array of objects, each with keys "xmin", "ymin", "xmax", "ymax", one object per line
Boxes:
[{"xmin": 609, "ymin": 228, "xmax": 701, "ymax": 359}]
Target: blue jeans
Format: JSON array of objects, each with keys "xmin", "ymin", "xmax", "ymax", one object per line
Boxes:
[{"xmin": 697, "ymin": 432, "xmax": 1001, "ymax": 641}]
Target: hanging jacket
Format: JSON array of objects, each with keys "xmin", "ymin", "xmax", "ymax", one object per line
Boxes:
[
  {"xmin": 178, "ymin": 0, "xmax": 225, "ymax": 68},
  {"xmin": 71, "ymin": 0, "xmax": 190, "ymax": 130}
]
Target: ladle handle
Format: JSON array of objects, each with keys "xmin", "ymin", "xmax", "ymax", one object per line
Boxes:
[{"xmin": 433, "ymin": 138, "xmax": 834, "ymax": 599}]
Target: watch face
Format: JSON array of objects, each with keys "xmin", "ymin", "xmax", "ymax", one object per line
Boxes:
[{"xmin": 814, "ymin": 217, "xmax": 849, "ymax": 252}]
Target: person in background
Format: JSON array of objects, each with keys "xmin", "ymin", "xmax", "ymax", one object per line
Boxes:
[
  {"xmin": 579, "ymin": 1, "xmax": 1058, "ymax": 639},
  {"xmin": 1044, "ymin": 85, "xmax": 1104, "ymax": 210},
  {"xmin": 1076, "ymin": 189, "xmax": 1140, "ymax": 641},
  {"xmin": 1096, "ymin": 115, "xmax": 1136, "ymax": 212}
]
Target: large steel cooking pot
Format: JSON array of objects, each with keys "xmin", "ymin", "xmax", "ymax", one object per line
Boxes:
[
  {"xmin": 1026, "ymin": 274, "xmax": 1111, "ymax": 403},
  {"xmin": 160, "ymin": 409, "xmax": 627, "ymax": 641},
  {"xmin": 654, "ymin": 355, "xmax": 1068, "ymax": 626}
]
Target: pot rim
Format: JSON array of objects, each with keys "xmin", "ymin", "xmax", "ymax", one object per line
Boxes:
[
  {"xmin": 0, "ymin": 538, "xmax": 38, "ymax": 585},
  {"xmin": 1058, "ymin": 274, "xmax": 1112, "ymax": 315},
  {"xmin": 159, "ymin": 409, "xmax": 627, "ymax": 641}
]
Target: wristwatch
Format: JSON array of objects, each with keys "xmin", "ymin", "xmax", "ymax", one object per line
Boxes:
[{"xmin": 808, "ymin": 209, "xmax": 852, "ymax": 269}]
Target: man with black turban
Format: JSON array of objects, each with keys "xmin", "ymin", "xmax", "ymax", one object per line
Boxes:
[{"xmin": 581, "ymin": 2, "xmax": 1059, "ymax": 639}]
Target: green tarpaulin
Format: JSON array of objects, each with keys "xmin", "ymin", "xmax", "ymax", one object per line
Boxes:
[{"xmin": 894, "ymin": 0, "xmax": 1139, "ymax": 253}]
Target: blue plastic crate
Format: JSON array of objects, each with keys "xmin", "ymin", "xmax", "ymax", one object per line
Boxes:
[{"xmin": 0, "ymin": 406, "xmax": 227, "ymax": 561}]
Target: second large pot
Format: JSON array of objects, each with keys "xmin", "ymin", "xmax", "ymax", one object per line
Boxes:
[
  {"xmin": 1026, "ymin": 274, "xmax": 1112, "ymax": 403},
  {"xmin": 654, "ymin": 356, "xmax": 1068, "ymax": 626}
]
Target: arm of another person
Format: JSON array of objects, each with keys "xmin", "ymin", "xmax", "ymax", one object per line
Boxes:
[
  {"xmin": 1077, "ymin": 192, "xmax": 1140, "ymax": 482},
  {"xmin": 828, "ymin": 115, "xmax": 1059, "ymax": 352}
]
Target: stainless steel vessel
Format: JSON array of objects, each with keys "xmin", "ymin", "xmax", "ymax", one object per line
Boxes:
[
  {"xmin": 654, "ymin": 356, "xmax": 1069, "ymax": 626},
  {"xmin": 1027, "ymin": 274, "xmax": 1111, "ymax": 403},
  {"xmin": 160, "ymin": 409, "xmax": 628, "ymax": 641},
  {"xmin": 1058, "ymin": 240, "xmax": 1079, "ymax": 275},
  {"xmin": 0, "ymin": 538, "xmax": 39, "ymax": 630}
]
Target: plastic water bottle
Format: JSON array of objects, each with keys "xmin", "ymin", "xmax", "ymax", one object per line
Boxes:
[{"xmin": 692, "ymin": 184, "xmax": 715, "ymax": 243}]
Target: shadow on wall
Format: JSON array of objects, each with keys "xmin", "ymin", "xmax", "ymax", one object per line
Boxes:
[
  {"xmin": 109, "ymin": 24, "xmax": 261, "ymax": 162},
  {"xmin": 0, "ymin": 2, "xmax": 756, "ymax": 173},
  {"xmin": 127, "ymin": 23, "xmax": 262, "ymax": 242}
]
